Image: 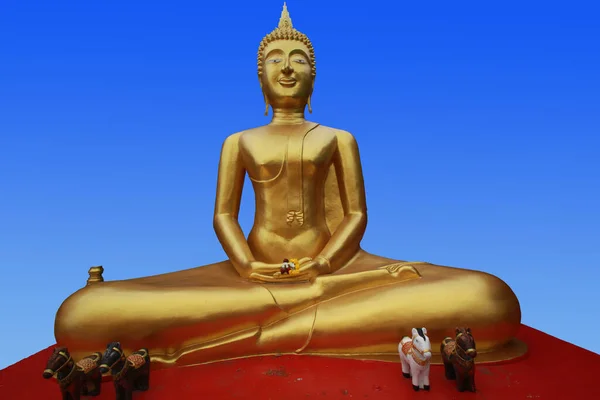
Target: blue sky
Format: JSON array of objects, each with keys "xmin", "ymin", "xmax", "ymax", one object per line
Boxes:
[{"xmin": 1, "ymin": 0, "xmax": 599, "ymax": 369}]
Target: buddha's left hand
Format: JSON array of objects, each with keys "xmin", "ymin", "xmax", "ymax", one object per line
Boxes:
[{"xmin": 296, "ymin": 258, "xmax": 330, "ymax": 280}]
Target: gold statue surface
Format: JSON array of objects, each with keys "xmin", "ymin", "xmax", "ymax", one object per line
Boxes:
[{"xmin": 55, "ymin": 3, "xmax": 523, "ymax": 367}]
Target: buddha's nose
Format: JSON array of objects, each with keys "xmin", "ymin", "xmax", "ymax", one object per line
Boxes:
[{"xmin": 281, "ymin": 63, "xmax": 293, "ymax": 75}]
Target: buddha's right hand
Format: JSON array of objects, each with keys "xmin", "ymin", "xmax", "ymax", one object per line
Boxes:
[{"xmin": 247, "ymin": 261, "xmax": 284, "ymax": 276}]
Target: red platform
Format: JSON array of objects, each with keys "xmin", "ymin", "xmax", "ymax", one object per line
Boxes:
[{"xmin": 1, "ymin": 325, "xmax": 598, "ymax": 399}]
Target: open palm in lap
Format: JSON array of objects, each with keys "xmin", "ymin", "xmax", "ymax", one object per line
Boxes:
[{"xmin": 248, "ymin": 257, "xmax": 323, "ymax": 283}]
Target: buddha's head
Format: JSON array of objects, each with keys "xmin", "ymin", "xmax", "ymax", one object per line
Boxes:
[{"xmin": 257, "ymin": 3, "xmax": 316, "ymax": 115}]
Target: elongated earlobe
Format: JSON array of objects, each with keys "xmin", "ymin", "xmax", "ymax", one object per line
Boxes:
[
  {"xmin": 264, "ymin": 94, "xmax": 269, "ymax": 116},
  {"xmin": 259, "ymin": 77, "xmax": 269, "ymax": 116},
  {"xmin": 307, "ymin": 95, "xmax": 313, "ymax": 114}
]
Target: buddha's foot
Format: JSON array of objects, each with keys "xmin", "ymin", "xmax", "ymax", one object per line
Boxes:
[{"xmin": 378, "ymin": 262, "xmax": 423, "ymax": 278}]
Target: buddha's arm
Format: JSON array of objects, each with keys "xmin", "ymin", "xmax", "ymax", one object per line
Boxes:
[
  {"xmin": 213, "ymin": 133, "xmax": 256, "ymax": 276},
  {"xmin": 316, "ymin": 131, "xmax": 367, "ymax": 272}
]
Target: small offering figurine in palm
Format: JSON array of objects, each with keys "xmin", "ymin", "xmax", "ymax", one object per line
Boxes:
[{"xmin": 280, "ymin": 258, "xmax": 300, "ymax": 275}]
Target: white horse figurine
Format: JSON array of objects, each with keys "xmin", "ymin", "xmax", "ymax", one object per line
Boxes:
[{"xmin": 399, "ymin": 327, "xmax": 433, "ymax": 391}]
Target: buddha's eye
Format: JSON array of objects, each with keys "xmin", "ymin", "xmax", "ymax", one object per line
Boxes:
[
  {"xmin": 267, "ymin": 58, "xmax": 282, "ymax": 64},
  {"xmin": 293, "ymin": 59, "xmax": 307, "ymax": 64}
]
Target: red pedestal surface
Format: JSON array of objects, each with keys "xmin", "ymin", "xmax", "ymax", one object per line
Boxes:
[{"xmin": 1, "ymin": 325, "xmax": 598, "ymax": 399}]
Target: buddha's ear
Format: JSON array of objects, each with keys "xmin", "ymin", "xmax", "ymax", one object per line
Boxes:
[
  {"xmin": 258, "ymin": 77, "xmax": 268, "ymax": 114},
  {"xmin": 411, "ymin": 328, "xmax": 418, "ymax": 337},
  {"xmin": 307, "ymin": 78, "xmax": 315, "ymax": 114},
  {"xmin": 261, "ymin": 82, "xmax": 270, "ymax": 117}
]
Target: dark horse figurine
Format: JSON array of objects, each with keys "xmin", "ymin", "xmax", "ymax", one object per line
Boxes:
[
  {"xmin": 43, "ymin": 347, "xmax": 102, "ymax": 399},
  {"xmin": 99, "ymin": 342, "xmax": 150, "ymax": 400},
  {"xmin": 76, "ymin": 352, "xmax": 103, "ymax": 396},
  {"xmin": 440, "ymin": 327, "xmax": 478, "ymax": 392}
]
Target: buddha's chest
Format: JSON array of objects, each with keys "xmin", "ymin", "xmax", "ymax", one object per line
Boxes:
[{"xmin": 240, "ymin": 128, "xmax": 336, "ymax": 183}]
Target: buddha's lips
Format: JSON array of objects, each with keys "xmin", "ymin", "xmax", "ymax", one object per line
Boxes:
[{"xmin": 278, "ymin": 78, "xmax": 297, "ymax": 87}]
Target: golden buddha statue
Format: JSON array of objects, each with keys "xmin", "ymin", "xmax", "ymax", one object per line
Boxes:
[{"xmin": 54, "ymin": 3, "xmax": 524, "ymax": 367}]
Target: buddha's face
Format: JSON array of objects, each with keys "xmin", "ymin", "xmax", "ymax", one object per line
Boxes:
[{"xmin": 260, "ymin": 40, "xmax": 314, "ymax": 110}]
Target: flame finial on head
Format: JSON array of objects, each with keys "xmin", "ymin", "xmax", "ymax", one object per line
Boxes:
[{"xmin": 278, "ymin": 2, "xmax": 293, "ymax": 29}]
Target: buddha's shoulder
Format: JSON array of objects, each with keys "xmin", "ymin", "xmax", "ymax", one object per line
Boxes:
[
  {"xmin": 221, "ymin": 126, "xmax": 266, "ymax": 144},
  {"xmin": 316, "ymin": 125, "xmax": 356, "ymax": 139},
  {"xmin": 219, "ymin": 130, "xmax": 249, "ymax": 149},
  {"xmin": 315, "ymin": 125, "xmax": 359, "ymax": 149}
]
